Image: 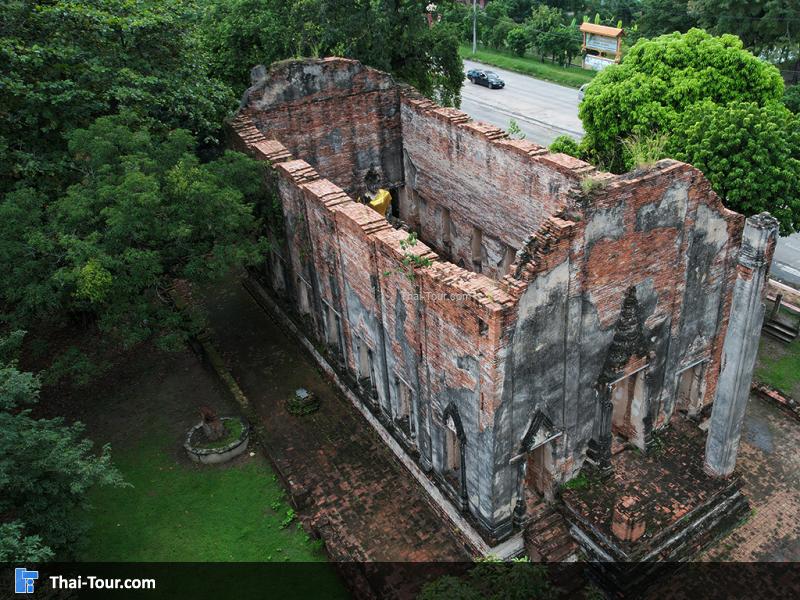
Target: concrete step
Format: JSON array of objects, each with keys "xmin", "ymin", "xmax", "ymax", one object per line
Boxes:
[
  {"xmin": 524, "ymin": 510, "xmax": 578, "ymax": 563},
  {"xmin": 763, "ymin": 321, "xmax": 796, "ymax": 343},
  {"xmin": 764, "ymin": 318, "xmax": 798, "ymax": 337}
]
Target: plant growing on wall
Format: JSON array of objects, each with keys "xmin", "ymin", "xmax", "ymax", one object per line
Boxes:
[{"xmin": 383, "ymin": 232, "xmax": 433, "ymax": 282}]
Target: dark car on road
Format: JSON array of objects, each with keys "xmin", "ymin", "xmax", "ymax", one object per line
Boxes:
[{"xmin": 466, "ymin": 69, "xmax": 505, "ymax": 89}]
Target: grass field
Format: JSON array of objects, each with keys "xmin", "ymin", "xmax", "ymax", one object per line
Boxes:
[
  {"xmin": 55, "ymin": 345, "xmax": 348, "ymax": 597},
  {"xmin": 80, "ymin": 433, "xmax": 326, "ymax": 562},
  {"xmin": 460, "ymin": 44, "xmax": 596, "ymax": 88},
  {"xmin": 755, "ymin": 335, "xmax": 800, "ymax": 399}
]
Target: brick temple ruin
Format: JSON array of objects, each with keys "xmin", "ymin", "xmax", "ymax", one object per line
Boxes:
[{"xmin": 228, "ymin": 58, "xmax": 778, "ymax": 564}]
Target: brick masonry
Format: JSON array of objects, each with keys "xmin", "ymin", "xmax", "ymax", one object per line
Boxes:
[{"xmin": 227, "ymin": 57, "xmax": 775, "ymax": 545}]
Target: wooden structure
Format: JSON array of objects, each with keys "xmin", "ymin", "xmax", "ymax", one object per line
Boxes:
[{"xmin": 580, "ymin": 22, "xmax": 623, "ymax": 71}]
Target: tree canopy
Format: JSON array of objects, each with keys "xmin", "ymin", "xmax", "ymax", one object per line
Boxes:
[
  {"xmin": 579, "ymin": 29, "xmax": 785, "ymax": 167},
  {"xmin": 419, "ymin": 558, "xmax": 556, "ymax": 600},
  {"xmin": 0, "ymin": 331, "xmax": 125, "ymax": 560},
  {"xmin": 0, "ymin": 0, "xmax": 235, "ymax": 195},
  {"xmin": 578, "ymin": 29, "xmax": 797, "ymax": 233},
  {"xmin": 670, "ymin": 101, "xmax": 800, "ymax": 233},
  {"xmin": 691, "ymin": 0, "xmax": 800, "ymax": 61},
  {"xmin": 0, "ymin": 116, "xmax": 267, "ymax": 350},
  {"xmin": 202, "ymin": 0, "xmax": 464, "ymax": 106}
]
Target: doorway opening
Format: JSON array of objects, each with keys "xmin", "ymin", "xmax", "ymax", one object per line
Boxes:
[
  {"xmin": 444, "ymin": 415, "xmax": 462, "ymax": 490},
  {"xmin": 610, "ymin": 369, "xmax": 647, "ymax": 450},
  {"xmin": 524, "ymin": 441, "xmax": 556, "ymax": 509},
  {"xmin": 676, "ymin": 362, "xmax": 706, "ymax": 418}
]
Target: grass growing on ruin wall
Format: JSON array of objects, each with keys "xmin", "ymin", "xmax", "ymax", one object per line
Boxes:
[{"xmin": 459, "ymin": 44, "xmax": 596, "ymax": 89}]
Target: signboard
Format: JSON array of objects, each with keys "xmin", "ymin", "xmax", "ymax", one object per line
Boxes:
[
  {"xmin": 584, "ymin": 54, "xmax": 615, "ymax": 71},
  {"xmin": 586, "ymin": 33, "xmax": 619, "ymax": 53}
]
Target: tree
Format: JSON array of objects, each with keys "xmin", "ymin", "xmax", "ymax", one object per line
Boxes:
[
  {"xmin": 526, "ymin": 4, "xmax": 565, "ymax": 61},
  {"xmin": 419, "ymin": 558, "xmax": 556, "ymax": 600},
  {"xmin": 0, "ymin": 115, "xmax": 267, "ymax": 351},
  {"xmin": 202, "ymin": 0, "xmax": 464, "ymax": 107},
  {"xmin": 670, "ymin": 101, "xmax": 800, "ymax": 235},
  {"xmin": 440, "ymin": 1, "xmax": 472, "ymax": 43},
  {"xmin": 786, "ymin": 85, "xmax": 800, "ymax": 114},
  {"xmin": 579, "ymin": 29, "xmax": 785, "ymax": 172},
  {"xmin": 507, "ymin": 26, "xmax": 530, "ymax": 56},
  {"xmin": 690, "ymin": 0, "xmax": 800, "ymax": 61},
  {"xmin": 638, "ymin": 0, "xmax": 696, "ymax": 37},
  {"xmin": 584, "ymin": 0, "xmax": 641, "ymax": 27},
  {"xmin": 0, "ymin": 0, "xmax": 234, "ymax": 196},
  {"xmin": 508, "ymin": 0, "xmax": 536, "ymax": 23},
  {"xmin": 490, "ymin": 17, "xmax": 518, "ymax": 49},
  {"xmin": 0, "ymin": 331, "xmax": 125, "ymax": 559}
]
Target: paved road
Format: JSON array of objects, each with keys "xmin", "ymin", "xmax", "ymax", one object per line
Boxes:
[
  {"xmin": 771, "ymin": 232, "xmax": 800, "ymax": 288},
  {"xmin": 459, "ymin": 59, "xmax": 799, "ymax": 287},
  {"xmin": 461, "ymin": 59, "xmax": 583, "ymax": 147}
]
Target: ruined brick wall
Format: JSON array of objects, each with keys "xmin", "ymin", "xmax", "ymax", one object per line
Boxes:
[
  {"xmin": 228, "ymin": 67, "xmax": 513, "ymax": 536},
  {"xmin": 241, "ymin": 58, "xmax": 403, "ymax": 199},
  {"xmin": 229, "ymin": 57, "xmax": 751, "ymax": 544},
  {"xmin": 398, "ymin": 92, "xmax": 591, "ymax": 279},
  {"xmin": 488, "ymin": 163, "xmax": 744, "ymax": 532}
]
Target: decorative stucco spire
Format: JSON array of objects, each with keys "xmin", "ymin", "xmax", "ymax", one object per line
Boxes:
[{"xmin": 602, "ymin": 286, "xmax": 643, "ymax": 382}]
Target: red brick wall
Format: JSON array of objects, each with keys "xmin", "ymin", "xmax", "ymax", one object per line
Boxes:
[
  {"xmin": 399, "ymin": 94, "xmax": 583, "ymax": 255},
  {"xmin": 227, "ymin": 57, "xmax": 751, "ymax": 538},
  {"xmin": 243, "ymin": 58, "xmax": 402, "ymax": 200}
]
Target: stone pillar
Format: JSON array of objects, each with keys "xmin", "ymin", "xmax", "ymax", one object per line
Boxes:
[
  {"xmin": 704, "ymin": 213, "xmax": 778, "ymax": 477},
  {"xmin": 586, "ymin": 385, "xmax": 614, "ymax": 477}
]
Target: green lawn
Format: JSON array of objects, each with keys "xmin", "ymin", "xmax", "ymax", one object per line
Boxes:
[
  {"xmin": 755, "ymin": 335, "xmax": 800, "ymax": 399},
  {"xmin": 80, "ymin": 433, "xmax": 329, "ymax": 562},
  {"xmin": 460, "ymin": 44, "xmax": 596, "ymax": 88}
]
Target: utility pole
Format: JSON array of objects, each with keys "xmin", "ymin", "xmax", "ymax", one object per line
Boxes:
[{"xmin": 472, "ymin": 0, "xmax": 477, "ymax": 54}]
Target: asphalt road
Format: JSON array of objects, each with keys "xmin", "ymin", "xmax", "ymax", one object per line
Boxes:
[
  {"xmin": 458, "ymin": 59, "xmax": 799, "ymax": 287},
  {"xmin": 772, "ymin": 233, "xmax": 800, "ymax": 288},
  {"xmin": 460, "ymin": 59, "xmax": 584, "ymax": 147}
]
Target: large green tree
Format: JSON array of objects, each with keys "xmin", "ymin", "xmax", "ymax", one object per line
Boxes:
[
  {"xmin": 0, "ymin": 116, "xmax": 267, "ymax": 350},
  {"xmin": 526, "ymin": 4, "xmax": 566, "ymax": 61},
  {"xmin": 670, "ymin": 101, "xmax": 800, "ymax": 234},
  {"xmin": 0, "ymin": 0, "xmax": 234, "ymax": 195},
  {"xmin": 579, "ymin": 29, "xmax": 785, "ymax": 171},
  {"xmin": 202, "ymin": 0, "xmax": 464, "ymax": 106},
  {"xmin": 578, "ymin": 29, "xmax": 800, "ymax": 233},
  {"xmin": 0, "ymin": 331, "xmax": 124, "ymax": 560}
]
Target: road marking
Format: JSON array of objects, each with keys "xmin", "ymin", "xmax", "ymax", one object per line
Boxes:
[
  {"xmin": 773, "ymin": 262, "xmax": 800, "ymax": 278},
  {"xmin": 460, "ymin": 94, "xmax": 584, "ymax": 139}
]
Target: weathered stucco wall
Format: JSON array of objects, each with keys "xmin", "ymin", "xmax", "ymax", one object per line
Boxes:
[
  {"xmin": 228, "ymin": 57, "xmax": 755, "ymax": 544},
  {"xmin": 486, "ymin": 163, "xmax": 745, "ymax": 531}
]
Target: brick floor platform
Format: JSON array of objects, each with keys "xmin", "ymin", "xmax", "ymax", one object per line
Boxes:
[{"xmin": 561, "ymin": 418, "xmax": 748, "ymax": 590}]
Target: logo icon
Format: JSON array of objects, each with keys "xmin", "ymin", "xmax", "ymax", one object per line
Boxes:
[{"xmin": 15, "ymin": 568, "xmax": 38, "ymax": 594}]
